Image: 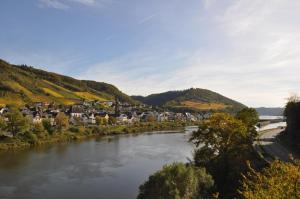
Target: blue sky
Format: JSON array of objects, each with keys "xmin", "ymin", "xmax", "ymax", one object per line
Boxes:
[{"xmin": 1, "ymin": 0, "xmax": 300, "ymax": 107}]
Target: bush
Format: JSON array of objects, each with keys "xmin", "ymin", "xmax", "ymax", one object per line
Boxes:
[
  {"xmin": 239, "ymin": 160, "xmax": 300, "ymax": 199},
  {"xmin": 69, "ymin": 126, "xmax": 80, "ymax": 133},
  {"xmin": 91, "ymin": 126, "xmax": 103, "ymax": 134},
  {"xmin": 17, "ymin": 131, "xmax": 38, "ymax": 144},
  {"xmin": 138, "ymin": 163, "xmax": 214, "ymax": 199},
  {"xmin": 42, "ymin": 119, "xmax": 54, "ymax": 135}
]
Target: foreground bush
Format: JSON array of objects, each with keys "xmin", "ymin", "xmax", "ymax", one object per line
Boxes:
[
  {"xmin": 239, "ymin": 160, "xmax": 300, "ymax": 199},
  {"xmin": 138, "ymin": 163, "xmax": 214, "ymax": 199}
]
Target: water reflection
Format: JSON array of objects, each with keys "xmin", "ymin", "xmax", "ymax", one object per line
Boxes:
[{"xmin": 0, "ymin": 127, "xmax": 196, "ymax": 199}]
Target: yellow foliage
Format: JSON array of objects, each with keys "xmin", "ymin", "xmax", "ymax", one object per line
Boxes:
[
  {"xmin": 240, "ymin": 160, "xmax": 300, "ymax": 199},
  {"xmin": 42, "ymin": 88, "xmax": 64, "ymax": 98},
  {"xmin": 0, "ymin": 97, "xmax": 24, "ymax": 107},
  {"xmin": 56, "ymin": 98, "xmax": 76, "ymax": 105},
  {"xmin": 74, "ymin": 92, "xmax": 107, "ymax": 101},
  {"xmin": 42, "ymin": 80, "xmax": 72, "ymax": 93},
  {"xmin": 179, "ymin": 100, "xmax": 229, "ymax": 110},
  {"xmin": 2, "ymin": 81, "xmax": 34, "ymax": 99}
]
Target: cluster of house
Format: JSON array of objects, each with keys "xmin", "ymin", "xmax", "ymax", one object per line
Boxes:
[{"xmin": 0, "ymin": 100, "xmax": 209, "ymax": 127}]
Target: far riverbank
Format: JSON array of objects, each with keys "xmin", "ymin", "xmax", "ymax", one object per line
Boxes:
[{"xmin": 0, "ymin": 121, "xmax": 197, "ymax": 151}]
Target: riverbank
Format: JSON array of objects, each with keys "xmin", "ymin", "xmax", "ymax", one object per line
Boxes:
[{"xmin": 0, "ymin": 121, "xmax": 192, "ymax": 151}]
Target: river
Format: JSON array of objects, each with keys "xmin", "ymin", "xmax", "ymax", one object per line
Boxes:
[{"xmin": 0, "ymin": 127, "xmax": 197, "ymax": 199}]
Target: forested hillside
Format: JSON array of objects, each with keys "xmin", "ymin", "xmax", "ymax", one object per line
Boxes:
[
  {"xmin": 132, "ymin": 88, "xmax": 245, "ymax": 112},
  {"xmin": 0, "ymin": 59, "xmax": 136, "ymax": 107}
]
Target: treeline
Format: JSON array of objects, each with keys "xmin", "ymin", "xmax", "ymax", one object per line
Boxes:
[
  {"xmin": 138, "ymin": 108, "xmax": 300, "ymax": 199},
  {"xmin": 0, "ymin": 106, "xmax": 186, "ymax": 150}
]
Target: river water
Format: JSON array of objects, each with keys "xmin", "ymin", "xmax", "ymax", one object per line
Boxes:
[{"xmin": 0, "ymin": 127, "xmax": 197, "ymax": 199}]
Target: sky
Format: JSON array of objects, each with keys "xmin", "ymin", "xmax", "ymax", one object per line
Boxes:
[{"xmin": 1, "ymin": 0, "xmax": 300, "ymax": 107}]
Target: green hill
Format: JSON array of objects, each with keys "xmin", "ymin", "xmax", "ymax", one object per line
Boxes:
[
  {"xmin": 255, "ymin": 107, "xmax": 284, "ymax": 116},
  {"xmin": 0, "ymin": 59, "xmax": 136, "ymax": 107},
  {"xmin": 132, "ymin": 88, "xmax": 246, "ymax": 113}
]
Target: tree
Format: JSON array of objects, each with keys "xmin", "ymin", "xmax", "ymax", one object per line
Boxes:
[
  {"xmin": 0, "ymin": 116, "xmax": 7, "ymax": 133},
  {"xmin": 5, "ymin": 107, "xmax": 29, "ymax": 136},
  {"xmin": 138, "ymin": 163, "xmax": 214, "ymax": 199},
  {"xmin": 286, "ymin": 93, "xmax": 300, "ymax": 103},
  {"xmin": 108, "ymin": 117, "xmax": 116, "ymax": 125},
  {"xmin": 147, "ymin": 115, "xmax": 156, "ymax": 123},
  {"xmin": 190, "ymin": 113, "xmax": 252, "ymax": 197},
  {"xmin": 32, "ymin": 122, "xmax": 45, "ymax": 137},
  {"xmin": 239, "ymin": 160, "xmax": 300, "ymax": 199},
  {"xmin": 236, "ymin": 108, "xmax": 259, "ymax": 140},
  {"xmin": 96, "ymin": 116, "xmax": 108, "ymax": 126},
  {"xmin": 55, "ymin": 112, "xmax": 69, "ymax": 131},
  {"xmin": 284, "ymin": 100, "xmax": 300, "ymax": 144},
  {"xmin": 190, "ymin": 113, "xmax": 249, "ymax": 158},
  {"xmin": 42, "ymin": 119, "xmax": 54, "ymax": 135}
]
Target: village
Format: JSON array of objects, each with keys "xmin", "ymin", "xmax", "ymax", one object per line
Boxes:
[{"xmin": 0, "ymin": 99, "xmax": 208, "ymax": 128}]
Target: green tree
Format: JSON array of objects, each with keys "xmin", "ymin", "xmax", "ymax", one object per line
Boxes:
[
  {"xmin": 236, "ymin": 108, "xmax": 259, "ymax": 140},
  {"xmin": 108, "ymin": 117, "xmax": 116, "ymax": 125},
  {"xmin": 32, "ymin": 122, "xmax": 45, "ymax": 137},
  {"xmin": 190, "ymin": 113, "xmax": 252, "ymax": 197},
  {"xmin": 0, "ymin": 116, "xmax": 7, "ymax": 135},
  {"xmin": 55, "ymin": 112, "xmax": 69, "ymax": 131},
  {"xmin": 284, "ymin": 98, "xmax": 300, "ymax": 145},
  {"xmin": 5, "ymin": 107, "xmax": 29, "ymax": 136},
  {"xmin": 239, "ymin": 160, "xmax": 300, "ymax": 199},
  {"xmin": 42, "ymin": 119, "xmax": 54, "ymax": 135},
  {"xmin": 96, "ymin": 116, "xmax": 108, "ymax": 126},
  {"xmin": 138, "ymin": 163, "xmax": 214, "ymax": 199}
]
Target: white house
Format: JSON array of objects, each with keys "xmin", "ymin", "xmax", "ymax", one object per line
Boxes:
[
  {"xmin": 117, "ymin": 114, "xmax": 128, "ymax": 123},
  {"xmin": 33, "ymin": 114, "xmax": 42, "ymax": 124},
  {"xmin": 0, "ymin": 107, "xmax": 8, "ymax": 115},
  {"xmin": 88, "ymin": 113, "xmax": 96, "ymax": 124}
]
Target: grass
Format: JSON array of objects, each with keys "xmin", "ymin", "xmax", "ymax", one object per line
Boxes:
[
  {"xmin": 43, "ymin": 81, "xmax": 108, "ymax": 102},
  {"xmin": 0, "ymin": 94, "xmax": 25, "ymax": 107},
  {"xmin": 42, "ymin": 88, "xmax": 64, "ymax": 98},
  {"xmin": 2, "ymin": 81, "xmax": 34, "ymax": 98},
  {"xmin": 177, "ymin": 100, "xmax": 230, "ymax": 110},
  {"xmin": 42, "ymin": 80, "xmax": 73, "ymax": 93}
]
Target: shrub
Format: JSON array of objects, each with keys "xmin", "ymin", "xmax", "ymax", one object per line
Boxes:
[
  {"xmin": 42, "ymin": 119, "xmax": 54, "ymax": 135},
  {"xmin": 17, "ymin": 131, "xmax": 38, "ymax": 144},
  {"xmin": 69, "ymin": 126, "xmax": 80, "ymax": 133},
  {"xmin": 138, "ymin": 163, "xmax": 214, "ymax": 199},
  {"xmin": 239, "ymin": 160, "xmax": 300, "ymax": 199}
]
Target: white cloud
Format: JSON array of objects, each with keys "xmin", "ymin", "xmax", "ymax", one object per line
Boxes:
[
  {"xmin": 202, "ymin": 0, "xmax": 215, "ymax": 9},
  {"xmin": 32, "ymin": 0, "xmax": 300, "ymax": 107},
  {"xmin": 79, "ymin": 0, "xmax": 300, "ymax": 107},
  {"xmin": 138, "ymin": 14, "xmax": 157, "ymax": 25},
  {"xmin": 38, "ymin": 0, "xmax": 111, "ymax": 9},
  {"xmin": 39, "ymin": 0, "xmax": 69, "ymax": 10}
]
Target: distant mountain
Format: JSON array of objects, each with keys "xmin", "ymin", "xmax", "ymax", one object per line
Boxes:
[
  {"xmin": 132, "ymin": 88, "xmax": 246, "ymax": 113},
  {"xmin": 0, "ymin": 59, "xmax": 136, "ymax": 107},
  {"xmin": 255, "ymin": 107, "xmax": 284, "ymax": 116}
]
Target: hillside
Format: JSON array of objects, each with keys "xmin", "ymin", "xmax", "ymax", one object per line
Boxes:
[
  {"xmin": 0, "ymin": 59, "xmax": 136, "ymax": 107},
  {"xmin": 255, "ymin": 107, "xmax": 284, "ymax": 116},
  {"xmin": 132, "ymin": 88, "xmax": 246, "ymax": 112}
]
